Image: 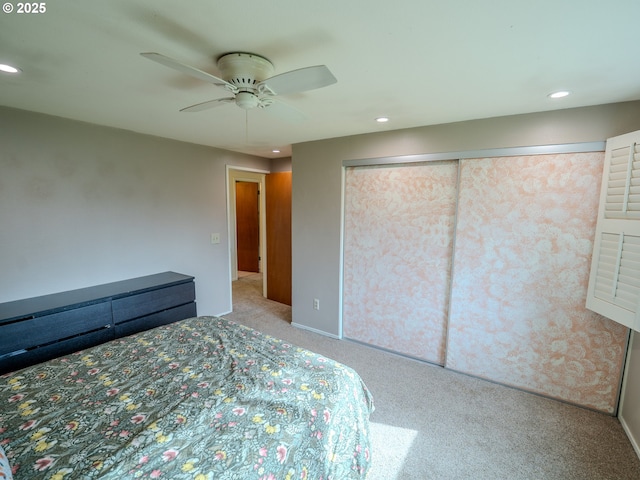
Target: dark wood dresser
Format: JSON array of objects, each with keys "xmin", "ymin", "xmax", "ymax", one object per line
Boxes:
[{"xmin": 0, "ymin": 272, "xmax": 196, "ymax": 374}]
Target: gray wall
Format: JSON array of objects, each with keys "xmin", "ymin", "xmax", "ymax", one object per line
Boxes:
[
  {"xmin": 622, "ymin": 331, "xmax": 640, "ymax": 455},
  {"xmin": 270, "ymin": 156, "xmax": 292, "ymax": 172},
  {"xmin": 0, "ymin": 106, "xmax": 270, "ymax": 314}
]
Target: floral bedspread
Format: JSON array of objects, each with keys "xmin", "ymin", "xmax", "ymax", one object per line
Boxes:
[{"xmin": 0, "ymin": 316, "xmax": 373, "ymax": 479}]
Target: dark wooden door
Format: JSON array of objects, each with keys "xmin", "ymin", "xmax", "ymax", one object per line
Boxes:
[
  {"xmin": 236, "ymin": 181, "xmax": 260, "ymax": 272},
  {"xmin": 266, "ymin": 172, "xmax": 292, "ymax": 305}
]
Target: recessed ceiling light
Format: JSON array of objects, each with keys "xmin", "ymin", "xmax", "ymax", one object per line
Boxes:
[
  {"xmin": 375, "ymin": 117, "xmax": 389, "ymax": 123},
  {"xmin": 548, "ymin": 91, "xmax": 570, "ymax": 99},
  {"xmin": 272, "ymin": 149, "xmax": 280, "ymax": 154},
  {"xmin": 0, "ymin": 63, "xmax": 21, "ymax": 74}
]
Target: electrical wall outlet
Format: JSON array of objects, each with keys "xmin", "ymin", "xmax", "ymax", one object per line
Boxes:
[
  {"xmin": 313, "ymin": 298, "xmax": 320, "ymax": 310},
  {"xmin": 210, "ymin": 233, "xmax": 221, "ymax": 244}
]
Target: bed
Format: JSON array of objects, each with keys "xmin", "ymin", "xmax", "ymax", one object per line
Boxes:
[
  {"xmin": 0, "ymin": 272, "xmax": 373, "ymax": 480},
  {"xmin": 0, "ymin": 315, "xmax": 374, "ymax": 479}
]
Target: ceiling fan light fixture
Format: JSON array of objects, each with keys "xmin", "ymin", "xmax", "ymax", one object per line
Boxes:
[{"xmin": 235, "ymin": 91, "xmax": 260, "ymax": 109}]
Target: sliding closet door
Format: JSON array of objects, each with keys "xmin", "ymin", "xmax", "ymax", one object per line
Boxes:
[
  {"xmin": 343, "ymin": 161, "xmax": 458, "ymax": 365},
  {"xmin": 446, "ymin": 152, "xmax": 629, "ymax": 413}
]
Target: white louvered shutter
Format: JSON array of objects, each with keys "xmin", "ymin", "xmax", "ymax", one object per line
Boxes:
[{"xmin": 587, "ymin": 130, "xmax": 640, "ymax": 331}]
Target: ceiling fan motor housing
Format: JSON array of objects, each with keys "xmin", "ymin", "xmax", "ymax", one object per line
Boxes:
[{"xmin": 217, "ymin": 52, "xmax": 275, "ymax": 90}]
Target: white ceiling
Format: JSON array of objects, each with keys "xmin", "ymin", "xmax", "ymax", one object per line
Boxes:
[{"xmin": 1, "ymin": 0, "xmax": 639, "ymax": 158}]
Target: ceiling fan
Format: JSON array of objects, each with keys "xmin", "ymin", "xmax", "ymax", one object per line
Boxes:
[{"xmin": 140, "ymin": 51, "xmax": 337, "ymax": 120}]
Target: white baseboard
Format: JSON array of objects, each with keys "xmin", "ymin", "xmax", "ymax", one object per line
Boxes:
[
  {"xmin": 620, "ymin": 414, "xmax": 640, "ymax": 460},
  {"xmin": 292, "ymin": 322, "xmax": 341, "ymax": 340}
]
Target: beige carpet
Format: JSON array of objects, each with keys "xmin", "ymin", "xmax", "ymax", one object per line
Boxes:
[{"xmin": 223, "ymin": 274, "xmax": 640, "ymax": 479}]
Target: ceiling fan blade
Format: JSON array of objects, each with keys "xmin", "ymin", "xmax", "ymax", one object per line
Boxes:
[
  {"xmin": 180, "ymin": 97, "xmax": 235, "ymax": 112},
  {"xmin": 140, "ymin": 52, "xmax": 236, "ymax": 91},
  {"xmin": 261, "ymin": 98, "xmax": 307, "ymax": 123},
  {"xmin": 259, "ymin": 65, "xmax": 337, "ymax": 96}
]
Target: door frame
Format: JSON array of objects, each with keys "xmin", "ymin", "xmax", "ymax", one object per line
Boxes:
[{"xmin": 226, "ymin": 166, "xmax": 268, "ymax": 298}]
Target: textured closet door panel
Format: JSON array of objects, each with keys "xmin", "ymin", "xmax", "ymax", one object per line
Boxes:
[
  {"xmin": 447, "ymin": 152, "xmax": 629, "ymax": 413},
  {"xmin": 343, "ymin": 161, "xmax": 458, "ymax": 364}
]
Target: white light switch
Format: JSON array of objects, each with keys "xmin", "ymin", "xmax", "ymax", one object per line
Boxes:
[{"xmin": 211, "ymin": 233, "xmax": 221, "ymax": 244}]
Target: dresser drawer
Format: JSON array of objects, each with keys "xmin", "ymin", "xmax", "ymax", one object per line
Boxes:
[
  {"xmin": 114, "ymin": 302, "xmax": 197, "ymax": 338},
  {"xmin": 111, "ymin": 281, "xmax": 195, "ymax": 324},
  {"xmin": 0, "ymin": 302, "xmax": 112, "ymax": 356},
  {"xmin": 1, "ymin": 327, "xmax": 114, "ymax": 374}
]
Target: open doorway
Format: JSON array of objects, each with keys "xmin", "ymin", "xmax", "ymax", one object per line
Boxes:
[
  {"xmin": 227, "ymin": 166, "xmax": 292, "ymax": 309},
  {"xmin": 227, "ymin": 168, "xmax": 267, "ymax": 297}
]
